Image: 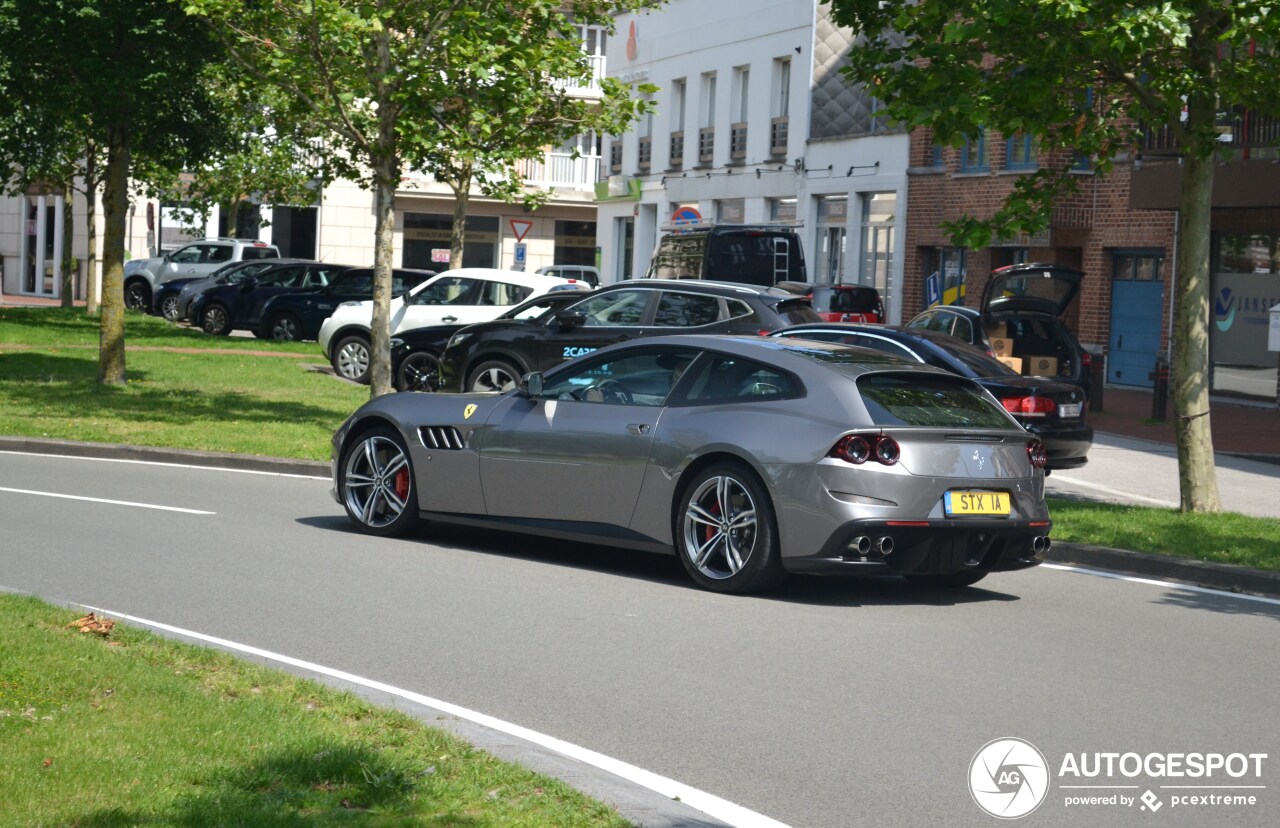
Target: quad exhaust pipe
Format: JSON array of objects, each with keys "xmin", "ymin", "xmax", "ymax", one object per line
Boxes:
[
  {"xmin": 1032, "ymin": 536, "xmax": 1050, "ymax": 554},
  {"xmin": 876, "ymin": 536, "xmax": 894, "ymax": 555},
  {"xmin": 851, "ymin": 535, "xmax": 872, "ymax": 555},
  {"xmin": 848, "ymin": 535, "xmax": 896, "ymax": 557}
]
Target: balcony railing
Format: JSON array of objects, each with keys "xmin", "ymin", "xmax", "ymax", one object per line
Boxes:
[
  {"xmin": 638, "ymin": 136, "xmax": 652, "ymax": 172},
  {"xmin": 514, "ymin": 151, "xmax": 602, "ymax": 191},
  {"xmin": 771, "ymin": 117, "xmax": 789, "ymax": 157},
  {"xmin": 551, "ymin": 54, "xmax": 606, "ymax": 98},
  {"xmin": 669, "ymin": 131, "xmax": 684, "ymax": 169},
  {"xmin": 730, "ymin": 123, "xmax": 748, "ymax": 160},
  {"xmin": 1142, "ymin": 107, "xmax": 1280, "ymax": 158},
  {"xmin": 698, "ymin": 127, "xmax": 715, "ymax": 165}
]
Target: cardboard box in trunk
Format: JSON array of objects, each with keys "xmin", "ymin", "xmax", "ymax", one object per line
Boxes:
[
  {"xmin": 990, "ymin": 336, "xmax": 1014, "ymax": 356},
  {"xmin": 1024, "ymin": 355, "xmax": 1059, "ymax": 376},
  {"xmin": 986, "ymin": 323, "xmax": 1009, "ymax": 339},
  {"xmin": 996, "ymin": 356, "xmax": 1023, "ymax": 373}
]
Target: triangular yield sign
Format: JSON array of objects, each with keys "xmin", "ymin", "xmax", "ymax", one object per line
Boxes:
[{"xmin": 509, "ymin": 219, "xmax": 533, "ymax": 243}]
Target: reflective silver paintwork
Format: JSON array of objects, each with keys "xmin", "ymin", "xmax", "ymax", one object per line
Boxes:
[{"xmin": 331, "ymin": 335, "xmax": 1050, "ymax": 591}]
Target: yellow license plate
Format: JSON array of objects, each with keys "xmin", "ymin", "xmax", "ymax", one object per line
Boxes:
[{"xmin": 944, "ymin": 491, "xmax": 1011, "ymax": 517}]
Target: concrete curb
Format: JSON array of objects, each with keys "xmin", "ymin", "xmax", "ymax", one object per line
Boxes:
[
  {"xmin": 0, "ymin": 436, "xmax": 329, "ymax": 478},
  {"xmin": 1047, "ymin": 542, "xmax": 1280, "ymax": 598},
  {"xmin": 5, "ymin": 436, "xmax": 1276, "ymax": 598}
]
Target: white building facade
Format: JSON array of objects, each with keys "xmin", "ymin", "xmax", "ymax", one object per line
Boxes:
[
  {"xmin": 596, "ymin": 0, "xmax": 910, "ymax": 321},
  {"xmin": 0, "ymin": 26, "xmax": 609, "ymax": 303}
]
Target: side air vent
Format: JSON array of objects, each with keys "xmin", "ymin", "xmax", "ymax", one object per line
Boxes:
[
  {"xmin": 944, "ymin": 433, "xmax": 1006, "ymax": 443},
  {"xmin": 418, "ymin": 426, "xmax": 465, "ymax": 450}
]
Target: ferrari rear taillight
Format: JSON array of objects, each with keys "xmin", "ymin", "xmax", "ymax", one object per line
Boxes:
[
  {"xmin": 1001, "ymin": 395, "xmax": 1057, "ymax": 418},
  {"xmin": 1026, "ymin": 439, "xmax": 1048, "ymax": 469},
  {"xmin": 830, "ymin": 434, "xmax": 899, "ymax": 466}
]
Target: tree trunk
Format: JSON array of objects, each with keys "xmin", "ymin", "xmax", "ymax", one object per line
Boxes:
[
  {"xmin": 367, "ymin": 29, "xmax": 400, "ymax": 399},
  {"xmin": 85, "ymin": 145, "xmax": 99, "ymax": 315},
  {"xmin": 449, "ymin": 165, "xmax": 472, "ymax": 270},
  {"xmin": 98, "ymin": 129, "xmax": 129, "ymax": 385},
  {"xmin": 60, "ymin": 187, "xmax": 75, "ymax": 308},
  {"xmin": 1171, "ymin": 101, "xmax": 1222, "ymax": 511}
]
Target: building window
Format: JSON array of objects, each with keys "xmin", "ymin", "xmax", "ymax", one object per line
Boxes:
[
  {"xmin": 699, "ymin": 72, "xmax": 716, "ymax": 165},
  {"xmin": 716, "ymin": 199, "xmax": 745, "ymax": 224},
  {"xmin": 860, "ymin": 192, "xmax": 896, "ymax": 310},
  {"xmin": 403, "ymin": 213, "xmax": 499, "ymax": 269},
  {"xmin": 769, "ymin": 197, "xmax": 797, "ymax": 223},
  {"xmin": 553, "ymin": 220, "xmax": 597, "ymax": 267},
  {"xmin": 816, "ymin": 196, "xmax": 848, "ymax": 283},
  {"xmin": 1113, "ymin": 251, "xmax": 1163, "ymax": 281},
  {"xmin": 731, "ymin": 66, "xmax": 749, "ymax": 160},
  {"xmin": 771, "ymin": 58, "xmax": 790, "ymax": 157},
  {"xmin": 925, "ymin": 247, "xmax": 967, "ymax": 306},
  {"xmin": 669, "ymin": 78, "xmax": 686, "ymax": 169},
  {"xmin": 961, "ymin": 130, "xmax": 987, "ymax": 172},
  {"xmin": 930, "ymin": 139, "xmax": 944, "ymax": 168},
  {"xmin": 1006, "ymin": 133, "xmax": 1037, "ymax": 169}
]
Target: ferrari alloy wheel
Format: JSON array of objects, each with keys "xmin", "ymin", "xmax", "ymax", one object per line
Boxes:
[
  {"xmin": 340, "ymin": 428, "xmax": 419, "ymax": 536},
  {"xmin": 677, "ymin": 464, "xmax": 785, "ymax": 593}
]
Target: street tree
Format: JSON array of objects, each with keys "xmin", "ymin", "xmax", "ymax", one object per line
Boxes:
[
  {"xmin": 0, "ymin": 0, "xmax": 243, "ymax": 384},
  {"xmin": 831, "ymin": 0, "xmax": 1280, "ymax": 513},
  {"xmin": 187, "ymin": 0, "xmax": 658, "ymax": 398}
]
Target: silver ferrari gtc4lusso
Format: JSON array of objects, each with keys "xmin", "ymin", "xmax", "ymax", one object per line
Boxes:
[{"xmin": 331, "ymin": 335, "xmax": 1051, "ymax": 594}]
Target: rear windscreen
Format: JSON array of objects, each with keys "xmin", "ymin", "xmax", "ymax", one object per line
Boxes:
[
  {"xmin": 856, "ymin": 373, "xmax": 1012, "ymax": 428},
  {"xmin": 776, "ymin": 299, "xmax": 824, "ymax": 324},
  {"xmin": 825, "ymin": 288, "xmax": 881, "ymax": 314}
]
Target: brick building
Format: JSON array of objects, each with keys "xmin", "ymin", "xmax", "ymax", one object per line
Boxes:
[{"xmin": 905, "ymin": 121, "xmax": 1280, "ymax": 403}]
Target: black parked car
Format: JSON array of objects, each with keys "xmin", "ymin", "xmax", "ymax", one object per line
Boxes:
[
  {"xmin": 773, "ymin": 323, "xmax": 1093, "ymax": 470},
  {"xmin": 191, "ymin": 261, "xmax": 352, "ymax": 336},
  {"xmin": 391, "ymin": 290, "xmax": 594, "ymax": 392},
  {"xmin": 153, "ymin": 258, "xmax": 299, "ymax": 323},
  {"xmin": 906, "ymin": 263, "xmax": 1092, "ymax": 397},
  {"xmin": 256, "ymin": 267, "xmax": 435, "ymax": 342},
  {"xmin": 439, "ymin": 279, "xmax": 823, "ymax": 393}
]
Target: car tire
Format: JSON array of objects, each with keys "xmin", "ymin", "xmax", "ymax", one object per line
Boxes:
[
  {"xmin": 674, "ymin": 463, "xmax": 786, "ymax": 594},
  {"xmin": 904, "ymin": 571, "xmax": 988, "ymax": 589},
  {"xmin": 160, "ymin": 294, "xmax": 182, "ymax": 322},
  {"xmin": 467, "ymin": 359, "xmax": 520, "ymax": 393},
  {"xmin": 333, "ymin": 335, "xmax": 371, "ymax": 383},
  {"xmin": 396, "ymin": 351, "xmax": 443, "ymax": 393},
  {"xmin": 124, "ymin": 280, "xmax": 151, "ymax": 312},
  {"xmin": 267, "ymin": 312, "xmax": 302, "ymax": 342},
  {"xmin": 338, "ymin": 427, "xmax": 420, "ymax": 537},
  {"xmin": 201, "ymin": 303, "xmax": 232, "ymax": 336}
]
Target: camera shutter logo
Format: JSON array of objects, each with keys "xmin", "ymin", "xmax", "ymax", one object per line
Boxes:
[{"xmin": 969, "ymin": 737, "xmax": 1051, "ymax": 819}]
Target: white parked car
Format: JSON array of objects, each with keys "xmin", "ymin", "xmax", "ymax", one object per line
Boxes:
[{"xmin": 318, "ymin": 267, "xmax": 589, "ymax": 383}]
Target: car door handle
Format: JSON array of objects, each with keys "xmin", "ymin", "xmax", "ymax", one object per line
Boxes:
[
  {"xmin": 626, "ymin": 423, "xmax": 649, "ymax": 436},
  {"xmin": 442, "ymin": 315, "xmax": 458, "ymax": 323}
]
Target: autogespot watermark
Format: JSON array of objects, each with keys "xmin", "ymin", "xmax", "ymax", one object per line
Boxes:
[{"xmin": 968, "ymin": 740, "xmax": 1269, "ymax": 819}]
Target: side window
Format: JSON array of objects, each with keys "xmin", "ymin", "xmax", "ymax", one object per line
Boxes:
[
  {"xmin": 725, "ymin": 299, "xmax": 756, "ymax": 320},
  {"xmin": 257, "ymin": 267, "xmax": 301, "ymax": 287},
  {"xmin": 542, "ymin": 348, "xmax": 696, "ymax": 406},
  {"xmin": 923, "ymin": 312, "xmax": 955, "ymax": 335},
  {"xmin": 170, "ymin": 245, "xmax": 203, "ymax": 264},
  {"xmin": 339, "ymin": 271, "xmax": 374, "ymax": 294},
  {"xmin": 305, "ymin": 267, "xmax": 339, "ymax": 287},
  {"xmin": 414, "ymin": 277, "xmax": 477, "ymax": 305},
  {"xmin": 480, "ymin": 281, "xmax": 533, "ymax": 306},
  {"xmin": 653, "ymin": 291, "xmax": 721, "ymax": 327},
  {"xmin": 205, "ymin": 245, "xmax": 234, "ymax": 264},
  {"xmin": 684, "ymin": 355, "xmax": 799, "ymax": 403},
  {"xmin": 951, "ymin": 315, "xmax": 974, "ymax": 343},
  {"xmin": 575, "ymin": 290, "xmax": 651, "ymax": 326}
]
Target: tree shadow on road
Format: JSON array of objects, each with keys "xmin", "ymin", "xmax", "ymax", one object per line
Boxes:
[{"xmin": 1151, "ymin": 588, "xmax": 1280, "ymax": 622}]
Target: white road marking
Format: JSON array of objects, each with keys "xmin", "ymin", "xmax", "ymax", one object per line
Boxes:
[
  {"xmin": 0, "ymin": 450, "xmax": 329, "ymax": 480},
  {"xmin": 0, "ymin": 487, "xmax": 215, "ymax": 515},
  {"xmin": 1048, "ymin": 475, "xmax": 1178, "ymax": 508},
  {"xmin": 78, "ymin": 604, "xmax": 791, "ymax": 828},
  {"xmin": 1042, "ymin": 563, "xmax": 1280, "ymax": 606}
]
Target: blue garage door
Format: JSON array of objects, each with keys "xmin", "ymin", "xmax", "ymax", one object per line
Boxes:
[{"xmin": 1107, "ymin": 253, "xmax": 1165, "ymax": 388}]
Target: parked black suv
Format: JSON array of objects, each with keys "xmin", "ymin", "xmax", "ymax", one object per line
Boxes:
[{"xmin": 439, "ymin": 280, "xmax": 822, "ymax": 392}]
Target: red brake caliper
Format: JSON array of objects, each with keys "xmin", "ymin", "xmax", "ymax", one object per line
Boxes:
[
  {"xmin": 393, "ymin": 469, "xmax": 410, "ymax": 501},
  {"xmin": 705, "ymin": 499, "xmax": 720, "ymax": 544}
]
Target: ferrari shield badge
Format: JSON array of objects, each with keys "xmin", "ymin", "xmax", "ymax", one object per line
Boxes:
[{"xmin": 464, "ymin": 404, "xmax": 477, "ymax": 420}]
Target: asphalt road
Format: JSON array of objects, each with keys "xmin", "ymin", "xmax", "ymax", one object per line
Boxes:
[{"xmin": 2, "ymin": 450, "xmax": 1277, "ymax": 828}]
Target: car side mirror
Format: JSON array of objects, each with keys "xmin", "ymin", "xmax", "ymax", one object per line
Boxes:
[
  {"xmin": 519, "ymin": 372, "xmax": 544, "ymax": 397},
  {"xmin": 240, "ymin": 277, "xmax": 258, "ymax": 292},
  {"xmin": 555, "ymin": 311, "xmax": 586, "ymax": 329}
]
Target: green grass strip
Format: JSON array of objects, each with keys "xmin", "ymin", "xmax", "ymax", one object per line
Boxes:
[
  {"xmin": 1047, "ymin": 497, "xmax": 1280, "ymax": 571},
  {"xmin": 0, "ymin": 593, "xmax": 631, "ymax": 827}
]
